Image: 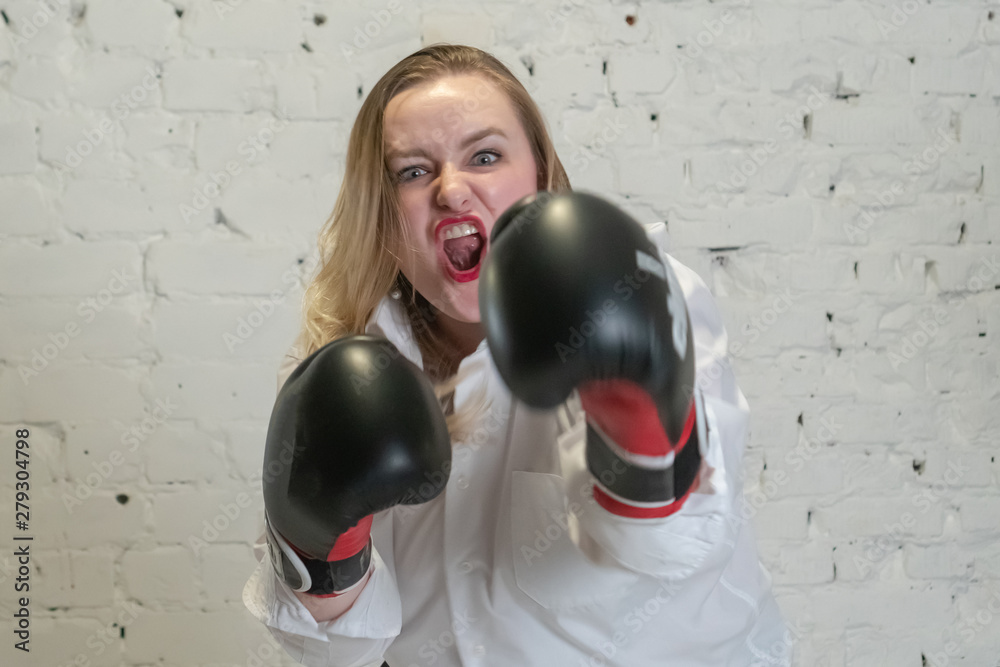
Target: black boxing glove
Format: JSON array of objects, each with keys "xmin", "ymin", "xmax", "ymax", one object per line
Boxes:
[
  {"xmin": 263, "ymin": 335, "xmax": 451, "ymax": 596},
  {"xmin": 480, "ymin": 191, "xmax": 702, "ymax": 519}
]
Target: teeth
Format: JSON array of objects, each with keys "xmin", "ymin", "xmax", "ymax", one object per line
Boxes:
[{"xmin": 442, "ymin": 223, "xmax": 478, "ymax": 240}]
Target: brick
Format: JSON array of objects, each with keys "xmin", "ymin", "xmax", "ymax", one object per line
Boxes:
[
  {"xmin": 671, "ymin": 198, "xmax": 815, "ymax": 249},
  {"xmin": 193, "ymin": 113, "xmax": 288, "ymax": 174},
  {"xmin": 959, "ymin": 497, "xmax": 1000, "ymax": 532},
  {"xmin": 0, "ymin": 241, "xmax": 142, "ymax": 296},
  {"xmin": 220, "ymin": 421, "xmax": 270, "ymax": 482},
  {"xmin": 125, "ymin": 610, "xmax": 265, "ymax": 663},
  {"xmin": 974, "ymin": 541, "xmax": 1000, "ymax": 579},
  {"xmin": 0, "ymin": 119, "xmax": 37, "ymax": 174},
  {"xmin": 151, "ymin": 489, "xmax": 262, "ymax": 546},
  {"xmin": 806, "ymin": 583, "xmax": 952, "ymax": 631},
  {"xmin": 34, "ymin": 549, "xmax": 115, "ymax": 607},
  {"xmin": 748, "ymin": 6, "xmax": 804, "ymax": 44},
  {"xmin": 144, "ymin": 424, "xmax": 229, "ymax": 484},
  {"xmin": 531, "ymin": 54, "xmax": 606, "ymax": 107},
  {"xmin": 65, "ymin": 421, "xmax": 144, "ymax": 486},
  {"xmin": 85, "ymin": 0, "xmax": 177, "ymax": 49},
  {"xmin": 835, "ymin": 445, "xmax": 912, "ymax": 495},
  {"xmin": 760, "ymin": 44, "xmax": 838, "ymax": 95},
  {"xmin": 706, "ymin": 248, "xmax": 791, "ymax": 297},
  {"xmin": 962, "ymin": 105, "xmax": 1000, "ymax": 146},
  {"xmin": 749, "ymin": 498, "xmax": 810, "ymax": 541},
  {"xmin": 760, "ymin": 447, "xmax": 845, "ymax": 498},
  {"xmin": 719, "ymin": 299, "xmax": 830, "ymax": 353},
  {"xmin": 146, "ymin": 240, "xmax": 304, "ymax": 295},
  {"xmin": 1, "ymin": 425, "xmax": 64, "ymax": 483},
  {"xmin": 871, "ymin": 4, "xmax": 982, "ymax": 51},
  {"xmin": 609, "ymin": 53, "xmax": 677, "ymax": 95},
  {"xmin": 772, "ymin": 540, "xmax": 835, "ymax": 585},
  {"xmin": 832, "ymin": 539, "xmax": 900, "ymax": 582},
  {"xmin": 162, "ymin": 59, "xmax": 270, "ymax": 112},
  {"xmin": 590, "ymin": 5, "xmax": 658, "ymax": 47},
  {"xmin": 120, "ymin": 111, "xmax": 194, "ymax": 157},
  {"xmin": 422, "ymin": 12, "xmax": 494, "ymax": 50},
  {"xmin": 9, "ymin": 56, "xmax": 68, "ymax": 104},
  {"xmin": 142, "ymin": 166, "xmax": 219, "ymax": 231},
  {"xmin": 304, "ymin": 1, "xmax": 417, "ymax": 59},
  {"xmin": 913, "ymin": 51, "xmax": 988, "ymax": 95},
  {"xmin": 16, "ymin": 364, "xmax": 147, "ymax": 422},
  {"xmin": 27, "ymin": 616, "xmax": 122, "ymax": 667},
  {"xmin": 64, "ymin": 492, "xmax": 146, "ymax": 548},
  {"xmin": 812, "ymin": 105, "xmax": 944, "ymax": 146},
  {"xmin": 38, "ymin": 110, "xmax": 119, "ymax": 174},
  {"xmin": 266, "ymin": 120, "xmax": 344, "ymax": 180},
  {"xmin": 787, "ymin": 251, "xmax": 857, "ymax": 292},
  {"xmin": 846, "ymin": 628, "xmax": 924, "ymax": 667},
  {"xmin": 149, "ymin": 362, "xmax": 278, "ymax": 421},
  {"xmin": 855, "ymin": 252, "xmax": 926, "ymax": 295},
  {"xmin": 314, "ymin": 58, "xmax": 364, "ymax": 120},
  {"xmin": 67, "ymin": 53, "xmax": 160, "ymax": 109},
  {"xmin": 265, "ymin": 56, "xmax": 322, "ymax": 120},
  {"xmin": 746, "ymin": 402, "xmax": 800, "ymax": 450},
  {"xmin": 837, "ymin": 52, "xmax": 911, "ymax": 95},
  {"xmin": 182, "ymin": 0, "xmax": 302, "ymax": 52},
  {"xmin": 617, "ymin": 152, "xmax": 687, "ymax": 199},
  {"xmin": 804, "ymin": 403, "xmax": 905, "ymax": 446},
  {"xmin": 153, "ymin": 297, "xmax": 301, "ymax": 360},
  {"xmin": 2, "ymin": 1, "xmax": 73, "ymax": 56},
  {"xmin": 0, "ymin": 300, "xmax": 145, "ymax": 362},
  {"xmin": 218, "ymin": 170, "xmax": 328, "ymax": 239},
  {"xmin": 568, "ymin": 154, "xmax": 616, "ymax": 193},
  {"xmin": 924, "ymin": 248, "xmax": 1000, "ymax": 293},
  {"xmin": 122, "ymin": 547, "xmax": 199, "ymax": 604},
  {"xmin": 63, "ymin": 178, "xmax": 164, "ymax": 234},
  {"xmin": 925, "ymin": 343, "xmax": 996, "ymax": 395},
  {"xmin": 813, "ymin": 496, "xmax": 944, "ymax": 538},
  {"xmin": 201, "ymin": 543, "xmax": 257, "ymax": 606},
  {"xmin": 0, "ymin": 178, "xmax": 55, "ymax": 234},
  {"xmin": 903, "ymin": 543, "xmax": 974, "ymax": 579}
]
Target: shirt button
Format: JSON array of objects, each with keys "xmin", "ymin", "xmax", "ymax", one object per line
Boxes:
[
  {"xmin": 458, "ymin": 561, "xmax": 473, "ymax": 574},
  {"xmin": 473, "ymin": 644, "xmax": 486, "ymax": 655},
  {"xmin": 456, "ymin": 476, "xmax": 469, "ymax": 489}
]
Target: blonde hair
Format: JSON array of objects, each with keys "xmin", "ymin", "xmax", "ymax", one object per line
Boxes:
[{"xmin": 296, "ymin": 43, "xmax": 571, "ymax": 442}]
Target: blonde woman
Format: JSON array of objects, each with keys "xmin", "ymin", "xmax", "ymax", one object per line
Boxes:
[{"xmin": 243, "ymin": 44, "xmax": 789, "ymax": 667}]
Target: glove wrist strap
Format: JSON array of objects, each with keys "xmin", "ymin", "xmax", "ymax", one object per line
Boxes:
[
  {"xmin": 265, "ymin": 514, "xmax": 374, "ymax": 596},
  {"xmin": 585, "ymin": 391, "xmax": 705, "ymax": 518}
]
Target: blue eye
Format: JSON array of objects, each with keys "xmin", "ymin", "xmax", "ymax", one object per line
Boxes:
[
  {"xmin": 474, "ymin": 150, "xmax": 501, "ymax": 165},
  {"xmin": 397, "ymin": 165, "xmax": 426, "ymax": 182},
  {"xmin": 395, "ymin": 150, "xmax": 502, "ymax": 184}
]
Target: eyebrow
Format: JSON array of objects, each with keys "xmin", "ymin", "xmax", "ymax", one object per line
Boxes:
[{"xmin": 386, "ymin": 126, "xmax": 508, "ymax": 162}]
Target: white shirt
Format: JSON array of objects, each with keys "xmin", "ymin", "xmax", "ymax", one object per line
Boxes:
[{"xmin": 243, "ymin": 222, "xmax": 791, "ymax": 667}]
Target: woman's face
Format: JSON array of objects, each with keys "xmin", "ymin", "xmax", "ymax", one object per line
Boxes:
[{"xmin": 384, "ymin": 74, "xmax": 539, "ymax": 326}]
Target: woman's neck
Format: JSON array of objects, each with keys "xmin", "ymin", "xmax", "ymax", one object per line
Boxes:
[{"xmin": 434, "ymin": 313, "xmax": 485, "ymax": 362}]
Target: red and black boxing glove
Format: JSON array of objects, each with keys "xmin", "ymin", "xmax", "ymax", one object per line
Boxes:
[
  {"xmin": 262, "ymin": 335, "xmax": 451, "ymax": 596},
  {"xmin": 480, "ymin": 191, "xmax": 702, "ymax": 519}
]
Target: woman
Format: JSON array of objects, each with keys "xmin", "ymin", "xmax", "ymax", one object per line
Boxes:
[{"xmin": 243, "ymin": 43, "xmax": 790, "ymax": 666}]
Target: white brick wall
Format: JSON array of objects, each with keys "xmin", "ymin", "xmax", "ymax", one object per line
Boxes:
[{"xmin": 1, "ymin": 0, "xmax": 998, "ymax": 665}]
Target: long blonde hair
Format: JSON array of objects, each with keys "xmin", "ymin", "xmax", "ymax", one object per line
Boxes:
[{"xmin": 297, "ymin": 43, "xmax": 571, "ymax": 441}]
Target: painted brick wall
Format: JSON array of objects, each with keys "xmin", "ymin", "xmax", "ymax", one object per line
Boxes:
[{"xmin": 1, "ymin": 1, "xmax": 998, "ymax": 665}]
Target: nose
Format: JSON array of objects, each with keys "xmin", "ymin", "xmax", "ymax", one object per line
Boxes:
[{"xmin": 435, "ymin": 163, "xmax": 472, "ymax": 212}]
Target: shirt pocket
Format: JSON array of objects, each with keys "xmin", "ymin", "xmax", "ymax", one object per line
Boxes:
[{"xmin": 510, "ymin": 470, "xmax": 641, "ymax": 612}]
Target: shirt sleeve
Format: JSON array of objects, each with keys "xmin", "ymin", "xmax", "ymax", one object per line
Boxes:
[
  {"xmin": 564, "ymin": 222, "xmax": 750, "ymax": 582},
  {"xmin": 242, "ymin": 339, "xmax": 403, "ymax": 667},
  {"xmin": 242, "ymin": 514, "xmax": 401, "ymax": 667}
]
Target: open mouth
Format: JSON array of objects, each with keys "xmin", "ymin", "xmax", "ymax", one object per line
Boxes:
[{"xmin": 436, "ymin": 217, "xmax": 486, "ymax": 283}]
